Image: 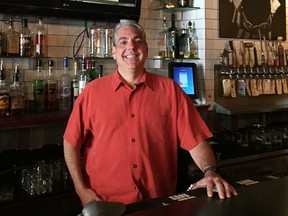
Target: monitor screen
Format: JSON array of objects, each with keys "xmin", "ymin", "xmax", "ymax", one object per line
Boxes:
[{"xmin": 168, "ymin": 62, "xmax": 198, "ymax": 100}]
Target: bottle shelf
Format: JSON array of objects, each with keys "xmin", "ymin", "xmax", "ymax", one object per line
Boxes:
[
  {"xmin": 68, "ymin": 56, "xmax": 113, "ymax": 60},
  {"xmin": 153, "ymin": 57, "xmax": 200, "ymax": 61},
  {"xmin": 153, "ymin": 6, "xmax": 200, "ymax": 12},
  {"xmin": 0, "ymin": 56, "xmax": 51, "ymax": 59},
  {"xmin": 0, "ymin": 110, "xmax": 70, "ymax": 129}
]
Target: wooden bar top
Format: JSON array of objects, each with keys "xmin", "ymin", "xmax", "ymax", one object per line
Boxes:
[{"xmin": 125, "ymin": 177, "xmax": 288, "ymax": 216}]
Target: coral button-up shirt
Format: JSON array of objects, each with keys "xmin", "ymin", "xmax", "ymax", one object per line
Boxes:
[{"xmin": 63, "ymin": 70, "xmax": 212, "ymax": 204}]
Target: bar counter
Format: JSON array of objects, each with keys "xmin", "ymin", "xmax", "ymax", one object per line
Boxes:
[{"xmin": 125, "ymin": 177, "xmax": 288, "ymax": 216}]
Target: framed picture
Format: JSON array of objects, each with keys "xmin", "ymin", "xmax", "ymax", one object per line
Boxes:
[{"xmin": 219, "ymin": 0, "xmax": 286, "ymax": 40}]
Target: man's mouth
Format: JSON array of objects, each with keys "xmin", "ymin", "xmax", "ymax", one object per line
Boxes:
[{"xmin": 124, "ymin": 54, "xmax": 138, "ymax": 59}]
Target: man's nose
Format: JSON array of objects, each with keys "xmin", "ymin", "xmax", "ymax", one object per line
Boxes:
[{"xmin": 126, "ymin": 40, "xmax": 136, "ymax": 49}]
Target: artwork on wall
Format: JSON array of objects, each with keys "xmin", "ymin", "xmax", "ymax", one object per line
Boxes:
[{"xmin": 219, "ymin": 0, "xmax": 286, "ymax": 40}]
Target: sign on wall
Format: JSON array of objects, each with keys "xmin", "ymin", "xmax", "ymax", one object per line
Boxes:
[{"xmin": 219, "ymin": 0, "xmax": 286, "ymax": 40}]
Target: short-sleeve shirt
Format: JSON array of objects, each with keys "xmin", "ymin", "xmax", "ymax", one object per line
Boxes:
[{"xmin": 63, "ymin": 70, "xmax": 212, "ymax": 204}]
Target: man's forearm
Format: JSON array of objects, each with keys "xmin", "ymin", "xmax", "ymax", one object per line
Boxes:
[
  {"xmin": 63, "ymin": 140, "xmax": 87, "ymax": 192},
  {"xmin": 189, "ymin": 140, "xmax": 216, "ymax": 172}
]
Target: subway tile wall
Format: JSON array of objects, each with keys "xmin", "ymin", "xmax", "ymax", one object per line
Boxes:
[{"xmin": 0, "ymin": 0, "xmax": 287, "ymax": 105}]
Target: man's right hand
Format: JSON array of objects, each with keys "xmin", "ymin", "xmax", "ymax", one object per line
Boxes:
[{"xmin": 77, "ymin": 187, "xmax": 102, "ymax": 206}]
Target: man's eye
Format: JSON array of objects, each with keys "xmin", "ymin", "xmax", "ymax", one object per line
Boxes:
[
  {"xmin": 119, "ymin": 40, "xmax": 127, "ymax": 45},
  {"xmin": 135, "ymin": 38, "xmax": 143, "ymax": 43}
]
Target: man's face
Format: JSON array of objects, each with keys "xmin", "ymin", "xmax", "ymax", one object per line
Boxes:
[{"xmin": 112, "ymin": 25, "xmax": 148, "ymax": 72}]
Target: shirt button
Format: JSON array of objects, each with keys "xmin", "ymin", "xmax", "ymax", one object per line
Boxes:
[
  {"xmin": 133, "ymin": 164, "xmax": 137, "ymax": 168},
  {"xmin": 131, "ymin": 114, "xmax": 135, "ymax": 118},
  {"xmin": 131, "ymin": 138, "xmax": 136, "ymax": 142}
]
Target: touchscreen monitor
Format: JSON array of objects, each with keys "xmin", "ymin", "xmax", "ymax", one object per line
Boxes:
[{"xmin": 168, "ymin": 62, "xmax": 199, "ymax": 100}]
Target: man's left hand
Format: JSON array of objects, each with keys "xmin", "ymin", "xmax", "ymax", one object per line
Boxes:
[{"xmin": 187, "ymin": 171, "xmax": 238, "ymax": 199}]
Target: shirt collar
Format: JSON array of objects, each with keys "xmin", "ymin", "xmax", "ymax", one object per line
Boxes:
[{"xmin": 111, "ymin": 69, "xmax": 154, "ymax": 91}]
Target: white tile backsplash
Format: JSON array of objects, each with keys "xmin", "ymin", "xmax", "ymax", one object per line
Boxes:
[{"xmin": 1, "ymin": 0, "xmax": 288, "ymax": 104}]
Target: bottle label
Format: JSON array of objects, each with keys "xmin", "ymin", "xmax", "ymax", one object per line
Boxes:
[
  {"xmin": 0, "ymin": 94, "xmax": 9, "ymax": 109},
  {"xmin": 20, "ymin": 36, "xmax": 32, "ymax": 56},
  {"xmin": 33, "ymin": 81, "xmax": 45, "ymax": 96},
  {"xmin": 72, "ymin": 81, "xmax": 79, "ymax": 97},
  {"xmin": 61, "ymin": 87, "xmax": 71, "ymax": 98},
  {"xmin": 11, "ymin": 95, "xmax": 25, "ymax": 109},
  {"xmin": 36, "ymin": 34, "xmax": 45, "ymax": 56},
  {"xmin": 7, "ymin": 36, "xmax": 19, "ymax": 54},
  {"xmin": 79, "ymin": 81, "xmax": 88, "ymax": 94},
  {"xmin": 46, "ymin": 83, "xmax": 57, "ymax": 101}
]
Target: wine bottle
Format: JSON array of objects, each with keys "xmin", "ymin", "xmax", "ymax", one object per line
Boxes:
[
  {"xmin": 178, "ymin": 24, "xmax": 187, "ymax": 59},
  {"xmin": 167, "ymin": 14, "xmax": 179, "ymax": 58}
]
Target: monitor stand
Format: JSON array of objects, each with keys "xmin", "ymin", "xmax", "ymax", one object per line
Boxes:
[{"xmin": 192, "ymin": 98, "xmax": 202, "ymax": 105}]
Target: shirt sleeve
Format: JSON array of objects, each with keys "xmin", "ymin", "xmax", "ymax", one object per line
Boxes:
[
  {"xmin": 63, "ymin": 93, "xmax": 90, "ymax": 149},
  {"xmin": 176, "ymin": 90, "xmax": 213, "ymax": 151}
]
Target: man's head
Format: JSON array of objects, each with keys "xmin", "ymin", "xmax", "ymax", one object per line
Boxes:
[
  {"xmin": 112, "ymin": 19, "xmax": 147, "ymax": 46},
  {"xmin": 112, "ymin": 19, "xmax": 148, "ymax": 72}
]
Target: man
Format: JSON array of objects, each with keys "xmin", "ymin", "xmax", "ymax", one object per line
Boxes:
[{"xmin": 63, "ymin": 19, "xmax": 237, "ymax": 206}]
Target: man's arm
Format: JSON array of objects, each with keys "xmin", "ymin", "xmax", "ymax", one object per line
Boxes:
[
  {"xmin": 189, "ymin": 140, "xmax": 238, "ymax": 199},
  {"xmin": 63, "ymin": 139, "xmax": 101, "ymax": 205},
  {"xmin": 189, "ymin": 140, "xmax": 216, "ymax": 172}
]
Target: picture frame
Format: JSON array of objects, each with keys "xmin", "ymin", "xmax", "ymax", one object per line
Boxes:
[{"xmin": 219, "ymin": 0, "xmax": 286, "ymax": 40}]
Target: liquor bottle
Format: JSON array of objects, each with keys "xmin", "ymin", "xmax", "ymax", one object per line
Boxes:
[
  {"xmin": 0, "ymin": 59, "xmax": 10, "ymax": 117},
  {"xmin": 33, "ymin": 60, "xmax": 45, "ymax": 113},
  {"xmin": 9, "ymin": 63, "xmax": 25, "ymax": 116},
  {"xmin": 184, "ymin": 21, "xmax": 192, "ymax": 58},
  {"xmin": 177, "ymin": 0, "xmax": 188, "ymax": 7},
  {"xmin": 58, "ymin": 57, "xmax": 72, "ymax": 111},
  {"xmin": 98, "ymin": 65, "xmax": 103, "ymax": 78},
  {"xmin": 71, "ymin": 60, "xmax": 79, "ymax": 108},
  {"xmin": 104, "ymin": 27, "xmax": 113, "ymax": 58},
  {"xmin": 19, "ymin": 19, "xmax": 32, "ymax": 57},
  {"xmin": 0, "ymin": 31, "xmax": 2, "ymax": 56},
  {"xmin": 167, "ymin": 14, "xmax": 178, "ymax": 58},
  {"xmin": 78, "ymin": 58, "xmax": 88, "ymax": 94},
  {"xmin": 87, "ymin": 59, "xmax": 98, "ymax": 81},
  {"xmin": 45, "ymin": 60, "xmax": 57, "ymax": 111},
  {"xmin": 2, "ymin": 18, "xmax": 19, "ymax": 57},
  {"xmin": 190, "ymin": 21, "xmax": 198, "ymax": 58},
  {"xmin": 85, "ymin": 59, "xmax": 92, "ymax": 82},
  {"xmin": 157, "ymin": 15, "xmax": 168, "ymax": 58},
  {"xmin": 165, "ymin": 0, "xmax": 176, "ymax": 8},
  {"xmin": 178, "ymin": 24, "xmax": 187, "ymax": 59},
  {"xmin": 35, "ymin": 18, "xmax": 46, "ymax": 57}
]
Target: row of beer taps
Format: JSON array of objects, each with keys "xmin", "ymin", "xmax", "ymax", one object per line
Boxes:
[{"xmin": 220, "ymin": 35, "xmax": 286, "ymax": 69}]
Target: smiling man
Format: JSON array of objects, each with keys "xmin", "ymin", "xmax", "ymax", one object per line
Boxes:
[{"xmin": 63, "ymin": 19, "xmax": 237, "ymax": 206}]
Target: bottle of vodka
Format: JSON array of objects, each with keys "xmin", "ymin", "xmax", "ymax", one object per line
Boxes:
[
  {"xmin": 78, "ymin": 58, "xmax": 88, "ymax": 94},
  {"xmin": 58, "ymin": 57, "xmax": 72, "ymax": 110},
  {"xmin": 45, "ymin": 60, "xmax": 57, "ymax": 111},
  {"xmin": 33, "ymin": 60, "xmax": 45, "ymax": 112}
]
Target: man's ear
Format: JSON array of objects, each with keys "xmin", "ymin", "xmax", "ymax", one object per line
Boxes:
[{"xmin": 112, "ymin": 46, "xmax": 116, "ymax": 59}]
